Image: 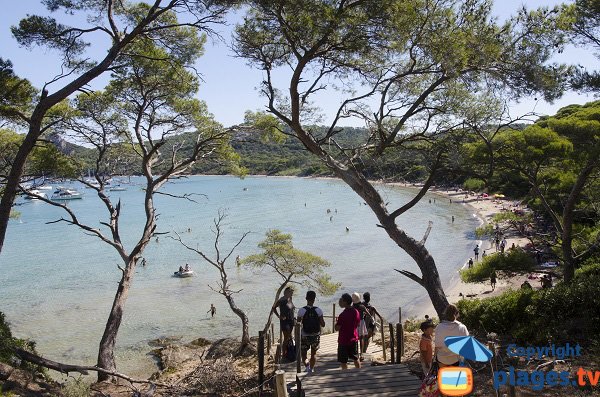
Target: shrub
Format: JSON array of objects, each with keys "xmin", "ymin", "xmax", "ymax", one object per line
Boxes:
[
  {"xmin": 463, "ymin": 178, "xmax": 485, "ymax": 192},
  {"xmin": 62, "ymin": 377, "xmax": 91, "ymax": 397},
  {"xmin": 0, "ymin": 311, "xmax": 42, "ymax": 374},
  {"xmin": 460, "ymin": 249, "xmax": 535, "ymax": 283},
  {"xmin": 458, "ymin": 265, "xmax": 600, "ymax": 345}
]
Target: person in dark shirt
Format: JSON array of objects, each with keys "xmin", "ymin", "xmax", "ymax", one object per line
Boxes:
[{"xmin": 272, "ymin": 286, "xmax": 295, "ymax": 361}]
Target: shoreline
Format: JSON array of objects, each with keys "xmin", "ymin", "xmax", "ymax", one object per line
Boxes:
[{"xmin": 412, "ymin": 187, "xmax": 534, "ymax": 319}]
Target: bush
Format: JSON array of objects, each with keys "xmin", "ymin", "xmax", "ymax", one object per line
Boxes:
[
  {"xmin": 463, "ymin": 178, "xmax": 485, "ymax": 192},
  {"xmin": 457, "ymin": 265, "xmax": 600, "ymax": 345},
  {"xmin": 0, "ymin": 311, "xmax": 42, "ymax": 374},
  {"xmin": 62, "ymin": 377, "xmax": 91, "ymax": 397},
  {"xmin": 460, "ymin": 249, "xmax": 535, "ymax": 283}
]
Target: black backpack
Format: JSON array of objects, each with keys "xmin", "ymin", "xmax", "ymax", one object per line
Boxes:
[
  {"xmin": 363, "ymin": 303, "xmax": 375, "ymax": 327},
  {"xmin": 286, "ymin": 339, "xmax": 296, "ymax": 362},
  {"xmin": 302, "ymin": 306, "xmax": 321, "ymax": 334}
]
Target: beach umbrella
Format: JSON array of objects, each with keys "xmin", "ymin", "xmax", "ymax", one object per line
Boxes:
[{"xmin": 444, "ymin": 335, "xmax": 493, "ymax": 362}]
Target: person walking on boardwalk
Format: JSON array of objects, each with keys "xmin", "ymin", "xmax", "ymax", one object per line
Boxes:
[
  {"xmin": 207, "ymin": 303, "xmax": 216, "ymax": 318},
  {"xmin": 336, "ymin": 293, "xmax": 361, "ymax": 370},
  {"xmin": 361, "ymin": 292, "xmax": 382, "ymax": 354},
  {"xmin": 273, "ymin": 286, "xmax": 295, "ymax": 361},
  {"xmin": 474, "ymin": 244, "xmax": 480, "ymax": 261},
  {"xmin": 351, "ymin": 292, "xmax": 369, "ymax": 359},
  {"xmin": 297, "ymin": 290, "xmax": 325, "ymax": 373}
]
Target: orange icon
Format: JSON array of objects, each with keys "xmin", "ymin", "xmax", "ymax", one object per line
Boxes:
[{"xmin": 438, "ymin": 366, "xmax": 473, "ymax": 396}]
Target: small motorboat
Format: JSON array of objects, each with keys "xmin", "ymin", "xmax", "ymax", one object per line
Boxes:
[
  {"xmin": 109, "ymin": 185, "xmax": 127, "ymax": 191},
  {"xmin": 51, "ymin": 187, "xmax": 83, "ymax": 200},
  {"xmin": 173, "ymin": 270, "xmax": 194, "ymax": 278}
]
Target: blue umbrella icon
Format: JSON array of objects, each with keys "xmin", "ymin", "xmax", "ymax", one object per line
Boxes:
[{"xmin": 444, "ymin": 335, "xmax": 493, "ymax": 362}]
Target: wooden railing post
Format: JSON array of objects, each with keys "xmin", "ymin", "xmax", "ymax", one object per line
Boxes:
[
  {"xmin": 380, "ymin": 317, "xmax": 387, "ymax": 362},
  {"xmin": 332, "ymin": 303, "xmax": 336, "ymax": 332},
  {"xmin": 275, "ymin": 370, "xmax": 288, "ymax": 397},
  {"xmin": 388, "ymin": 323, "xmax": 395, "ymax": 364},
  {"xmin": 395, "ymin": 323, "xmax": 402, "ymax": 363},
  {"xmin": 295, "ymin": 323, "xmax": 302, "ymax": 373},
  {"xmin": 271, "ymin": 323, "xmax": 275, "ymax": 344},
  {"xmin": 398, "ymin": 307, "xmax": 402, "ymax": 324},
  {"xmin": 258, "ymin": 331, "xmax": 265, "ymax": 393}
]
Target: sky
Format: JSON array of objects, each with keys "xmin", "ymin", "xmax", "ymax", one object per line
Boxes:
[{"xmin": 0, "ymin": 0, "xmax": 596, "ymax": 129}]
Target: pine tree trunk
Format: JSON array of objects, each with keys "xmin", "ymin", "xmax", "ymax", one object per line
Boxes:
[{"xmin": 97, "ymin": 262, "xmax": 135, "ymax": 381}]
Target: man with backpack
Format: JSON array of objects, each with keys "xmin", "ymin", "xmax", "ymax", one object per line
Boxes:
[{"xmin": 296, "ymin": 290, "xmax": 325, "ymax": 373}]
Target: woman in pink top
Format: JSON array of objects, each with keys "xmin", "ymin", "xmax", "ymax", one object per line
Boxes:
[{"xmin": 335, "ymin": 293, "xmax": 361, "ymax": 370}]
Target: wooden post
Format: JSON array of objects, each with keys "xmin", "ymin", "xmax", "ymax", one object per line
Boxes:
[
  {"xmin": 395, "ymin": 323, "xmax": 402, "ymax": 363},
  {"xmin": 258, "ymin": 331, "xmax": 265, "ymax": 393},
  {"xmin": 388, "ymin": 323, "xmax": 395, "ymax": 364},
  {"xmin": 275, "ymin": 370, "xmax": 288, "ymax": 397},
  {"xmin": 380, "ymin": 317, "xmax": 387, "ymax": 362},
  {"xmin": 295, "ymin": 323, "xmax": 302, "ymax": 373},
  {"xmin": 275, "ymin": 344, "xmax": 281, "ymax": 365},
  {"xmin": 267, "ymin": 329, "xmax": 272, "ymax": 355},
  {"xmin": 271, "ymin": 323, "xmax": 275, "ymax": 344},
  {"xmin": 332, "ymin": 303, "xmax": 336, "ymax": 332},
  {"xmin": 398, "ymin": 307, "xmax": 402, "ymax": 324}
]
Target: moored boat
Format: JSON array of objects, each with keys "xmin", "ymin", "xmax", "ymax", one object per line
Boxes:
[{"xmin": 51, "ymin": 188, "xmax": 83, "ymax": 200}]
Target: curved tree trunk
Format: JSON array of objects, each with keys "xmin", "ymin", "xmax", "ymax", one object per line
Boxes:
[
  {"xmin": 291, "ymin": 127, "xmax": 449, "ymax": 318},
  {"xmin": 97, "ymin": 262, "xmax": 136, "ymax": 381},
  {"xmin": 225, "ymin": 294, "xmax": 250, "ymax": 353}
]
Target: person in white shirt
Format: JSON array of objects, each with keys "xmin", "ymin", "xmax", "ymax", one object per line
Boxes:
[
  {"xmin": 434, "ymin": 304, "xmax": 469, "ymax": 367},
  {"xmin": 297, "ymin": 290, "xmax": 325, "ymax": 373}
]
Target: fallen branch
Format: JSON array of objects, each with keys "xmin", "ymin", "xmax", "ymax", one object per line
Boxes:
[{"xmin": 15, "ymin": 349, "xmax": 171, "ymax": 388}]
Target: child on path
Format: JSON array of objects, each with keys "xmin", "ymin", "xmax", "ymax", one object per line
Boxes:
[{"xmin": 419, "ymin": 316, "xmax": 435, "ymax": 376}]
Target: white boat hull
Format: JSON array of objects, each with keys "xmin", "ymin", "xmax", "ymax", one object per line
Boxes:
[{"xmin": 173, "ymin": 270, "xmax": 194, "ymax": 278}]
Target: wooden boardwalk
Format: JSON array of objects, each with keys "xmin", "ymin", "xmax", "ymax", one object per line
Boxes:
[{"xmin": 277, "ymin": 332, "xmax": 421, "ymax": 396}]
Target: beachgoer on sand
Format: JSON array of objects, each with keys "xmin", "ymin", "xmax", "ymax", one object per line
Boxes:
[
  {"xmin": 468, "ymin": 258, "xmax": 474, "ymax": 268},
  {"xmin": 297, "ymin": 290, "xmax": 325, "ymax": 373},
  {"xmin": 490, "ymin": 269, "xmax": 497, "ymax": 291},
  {"xmin": 335, "ymin": 293, "xmax": 361, "ymax": 370},
  {"xmin": 435, "ymin": 305, "xmax": 469, "ymax": 367},
  {"xmin": 474, "ymin": 245, "xmax": 480, "ymax": 261}
]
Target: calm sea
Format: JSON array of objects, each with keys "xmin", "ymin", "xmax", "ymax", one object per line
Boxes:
[{"xmin": 0, "ymin": 175, "xmax": 478, "ymax": 376}]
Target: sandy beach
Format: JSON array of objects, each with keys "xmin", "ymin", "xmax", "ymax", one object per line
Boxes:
[{"xmin": 411, "ymin": 186, "xmax": 538, "ymax": 319}]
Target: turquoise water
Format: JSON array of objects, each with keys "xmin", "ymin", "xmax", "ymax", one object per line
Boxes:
[{"xmin": 0, "ymin": 176, "xmax": 477, "ymax": 376}]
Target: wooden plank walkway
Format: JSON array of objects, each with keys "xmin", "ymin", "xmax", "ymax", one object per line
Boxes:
[
  {"xmin": 302, "ymin": 364, "xmax": 422, "ymax": 396},
  {"xmin": 276, "ymin": 332, "xmax": 421, "ymax": 396}
]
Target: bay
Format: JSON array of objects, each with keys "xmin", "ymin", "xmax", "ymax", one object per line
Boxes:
[{"xmin": 0, "ymin": 175, "xmax": 478, "ymax": 376}]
